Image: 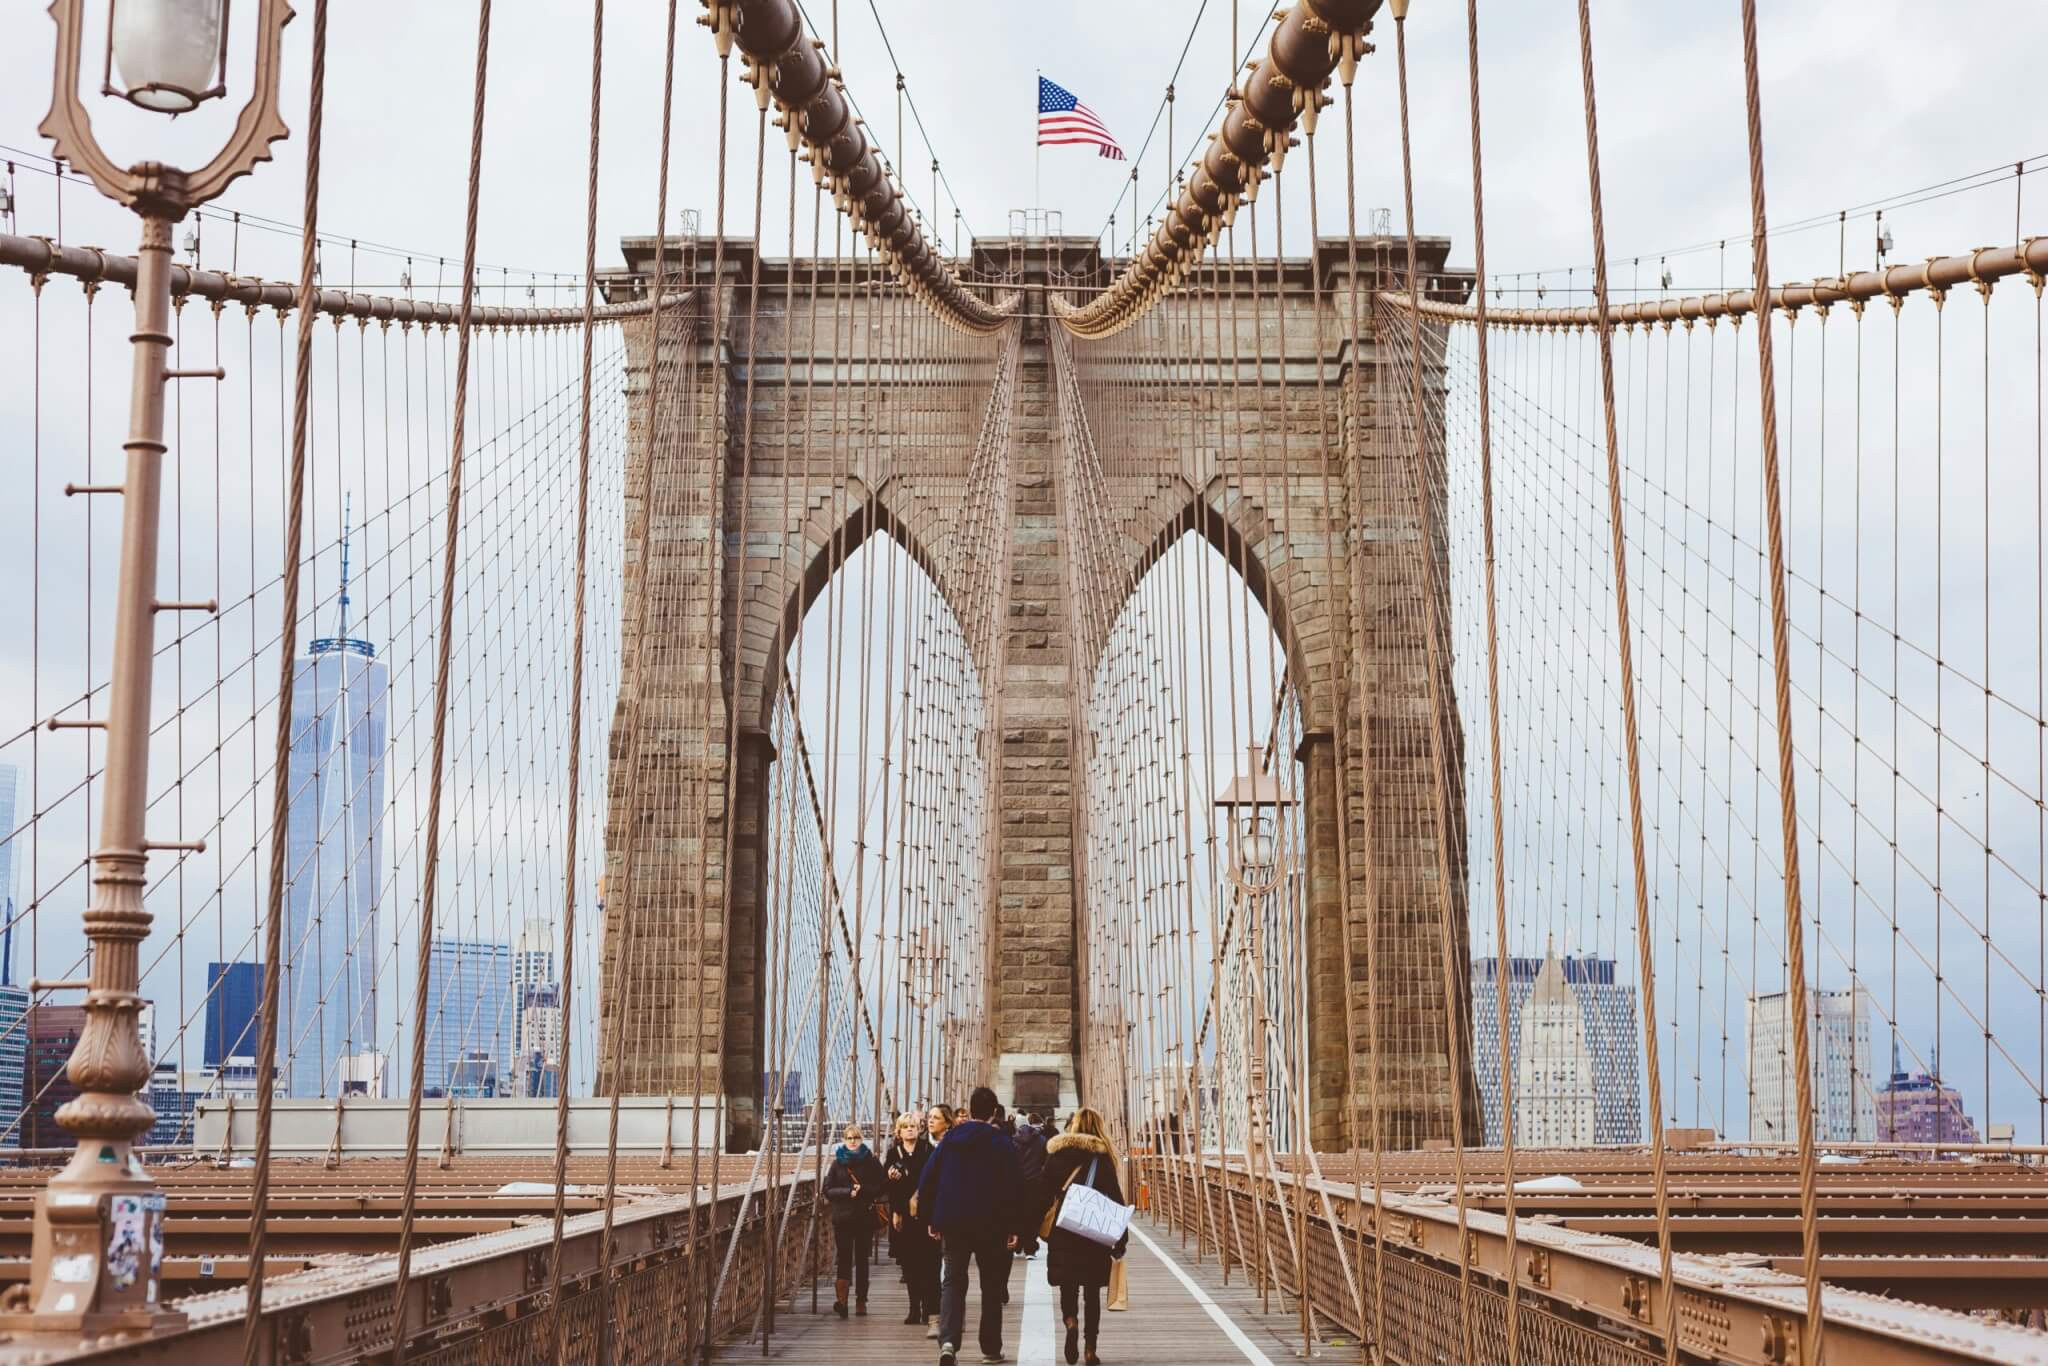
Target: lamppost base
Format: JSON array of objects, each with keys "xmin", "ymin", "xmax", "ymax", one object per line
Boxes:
[{"xmin": 0, "ymin": 1146, "xmax": 187, "ymax": 1340}]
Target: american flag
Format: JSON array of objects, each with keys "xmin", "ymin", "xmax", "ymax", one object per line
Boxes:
[{"xmin": 1038, "ymin": 77, "xmax": 1125, "ymax": 161}]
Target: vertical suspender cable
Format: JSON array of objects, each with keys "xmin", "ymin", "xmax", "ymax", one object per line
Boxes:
[
  {"xmin": 1461, "ymin": 0, "xmax": 1523, "ymax": 1359},
  {"xmin": 1302, "ymin": 106, "xmax": 1372, "ymax": 1345},
  {"xmin": 685, "ymin": 35, "xmax": 736, "ymax": 1358},
  {"xmin": 700, "ymin": 95, "xmax": 773, "ymax": 1358},
  {"xmin": 1335, "ymin": 56, "xmax": 1388, "ymax": 1356},
  {"xmin": 599, "ymin": 5, "xmax": 686, "ymax": 1351},
  {"xmin": 393, "ymin": 2, "xmax": 494, "ymax": 1356},
  {"xmin": 547, "ymin": 0, "xmax": 609, "ymax": 1352},
  {"xmin": 1389, "ymin": 10, "xmax": 1476, "ymax": 1359},
  {"xmin": 244, "ymin": 3, "xmax": 328, "ymax": 1360},
  {"xmin": 1568, "ymin": 2, "xmax": 1680, "ymax": 1361},
  {"xmin": 1734, "ymin": 0, "xmax": 1824, "ymax": 1357}
]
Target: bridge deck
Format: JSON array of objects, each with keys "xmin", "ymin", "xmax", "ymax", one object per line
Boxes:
[{"xmin": 739, "ymin": 1216, "xmax": 1313, "ymax": 1366}]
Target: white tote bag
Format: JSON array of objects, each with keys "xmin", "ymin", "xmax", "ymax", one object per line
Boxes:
[{"xmin": 1054, "ymin": 1157, "xmax": 1134, "ymax": 1248}]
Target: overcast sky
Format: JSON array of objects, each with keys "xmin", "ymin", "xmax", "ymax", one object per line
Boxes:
[
  {"xmin": 3, "ymin": 0, "xmax": 2037, "ymax": 293},
  {"xmin": 1, "ymin": 1, "xmax": 2044, "ymax": 1138}
]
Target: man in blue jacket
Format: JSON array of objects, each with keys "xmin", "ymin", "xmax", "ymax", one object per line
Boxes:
[{"xmin": 917, "ymin": 1085, "xmax": 1024, "ymax": 1366}]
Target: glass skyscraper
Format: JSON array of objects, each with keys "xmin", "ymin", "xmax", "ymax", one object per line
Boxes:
[
  {"xmin": 0, "ymin": 984, "xmax": 26, "ymax": 1145},
  {"xmin": 0, "ymin": 765, "xmax": 23, "ymax": 1142},
  {"xmin": 205, "ymin": 961, "xmax": 264, "ymax": 1067},
  {"xmin": 0, "ymin": 760, "xmax": 20, "ymax": 984},
  {"xmin": 421, "ymin": 937, "xmax": 514, "ymax": 1097},
  {"xmin": 280, "ymin": 516, "xmax": 390, "ymax": 1098}
]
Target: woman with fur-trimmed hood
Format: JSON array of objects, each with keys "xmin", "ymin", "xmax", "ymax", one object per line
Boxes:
[{"xmin": 1039, "ymin": 1108, "xmax": 1128, "ymax": 1365}]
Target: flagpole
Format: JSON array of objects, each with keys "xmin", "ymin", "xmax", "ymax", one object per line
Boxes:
[{"xmin": 1034, "ymin": 68, "xmax": 1042, "ymax": 214}]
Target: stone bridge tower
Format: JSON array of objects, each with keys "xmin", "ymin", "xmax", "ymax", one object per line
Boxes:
[{"xmin": 596, "ymin": 234, "xmax": 1478, "ymax": 1153}]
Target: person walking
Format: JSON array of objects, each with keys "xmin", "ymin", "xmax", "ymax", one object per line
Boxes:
[
  {"xmin": 1014, "ymin": 1114, "xmax": 1049, "ymax": 1184},
  {"xmin": 1012, "ymin": 1114, "xmax": 1049, "ymax": 1260},
  {"xmin": 916, "ymin": 1085, "xmax": 1025, "ymax": 1366},
  {"xmin": 1040, "ymin": 1108, "xmax": 1129, "ymax": 1366},
  {"xmin": 915, "ymin": 1104, "xmax": 955, "ymax": 1339},
  {"xmin": 884, "ymin": 1111, "xmax": 937, "ymax": 1326},
  {"xmin": 826, "ymin": 1122, "xmax": 885, "ymax": 1318}
]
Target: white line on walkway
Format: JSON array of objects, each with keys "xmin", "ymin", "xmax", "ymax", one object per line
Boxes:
[
  {"xmin": 1017, "ymin": 1253, "xmax": 1055, "ymax": 1366},
  {"xmin": 1129, "ymin": 1224, "xmax": 1276, "ymax": 1366}
]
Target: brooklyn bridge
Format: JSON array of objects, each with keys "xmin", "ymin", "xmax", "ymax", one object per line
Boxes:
[{"xmin": 0, "ymin": 0, "xmax": 2042, "ymax": 1361}]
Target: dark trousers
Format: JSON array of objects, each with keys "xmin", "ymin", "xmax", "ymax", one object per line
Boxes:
[
  {"xmin": 900, "ymin": 1239, "xmax": 939, "ymax": 1315},
  {"xmin": 938, "ymin": 1230, "xmax": 1012, "ymax": 1355},
  {"xmin": 1059, "ymin": 1283, "xmax": 1102, "ymax": 1346},
  {"xmin": 835, "ymin": 1221, "xmax": 873, "ymax": 1299}
]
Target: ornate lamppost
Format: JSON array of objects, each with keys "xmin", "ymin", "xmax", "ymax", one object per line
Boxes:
[
  {"xmin": 1215, "ymin": 744, "xmax": 1293, "ymax": 1161},
  {"xmin": 13, "ymin": 0, "xmax": 294, "ymax": 1337}
]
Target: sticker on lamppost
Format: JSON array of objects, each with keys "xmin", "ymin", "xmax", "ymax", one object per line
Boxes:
[
  {"xmin": 50, "ymin": 1254, "xmax": 96, "ymax": 1284},
  {"xmin": 106, "ymin": 1197, "xmax": 148, "ymax": 1290},
  {"xmin": 147, "ymin": 1192, "xmax": 168, "ymax": 1292}
]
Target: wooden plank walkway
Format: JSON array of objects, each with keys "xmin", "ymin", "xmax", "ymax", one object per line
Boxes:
[{"xmin": 727, "ymin": 1216, "xmax": 1342, "ymax": 1366}]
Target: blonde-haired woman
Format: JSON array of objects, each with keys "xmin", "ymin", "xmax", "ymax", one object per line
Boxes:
[
  {"xmin": 1040, "ymin": 1108, "xmax": 1128, "ymax": 1364},
  {"xmin": 882, "ymin": 1111, "xmax": 937, "ymax": 1325},
  {"xmin": 825, "ymin": 1121, "xmax": 884, "ymax": 1317}
]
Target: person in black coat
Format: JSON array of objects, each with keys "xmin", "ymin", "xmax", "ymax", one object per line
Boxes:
[
  {"xmin": 1011, "ymin": 1117, "xmax": 1051, "ymax": 1259},
  {"xmin": 1040, "ymin": 1108, "xmax": 1128, "ymax": 1366},
  {"xmin": 824, "ymin": 1123, "xmax": 885, "ymax": 1318},
  {"xmin": 1014, "ymin": 1118, "xmax": 1049, "ymax": 1184},
  {"xmin": 882, "ymin": 1111, "xmax": 937, "ymax": 1325},
  {"xmin": 917, "ymin": 1086, "xmax": 1027, "ymax": 1366}
]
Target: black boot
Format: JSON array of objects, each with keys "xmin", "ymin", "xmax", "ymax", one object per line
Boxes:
[
  {"xmin": 906, "ymin": 1293, "xmax": 923, "ymax": 1325},
  {"xmin": 1064, "ymin": 1318, "xmax": 1080, "ymax": 1366}
]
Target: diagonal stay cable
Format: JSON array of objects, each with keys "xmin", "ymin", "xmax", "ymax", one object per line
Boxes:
[
  {"xmin": 791, "ymin": 0, "xmax": 972, "ymax": 242},
  {"xmin": 853, "ymin": 0, "xmax": 979, "ymax": 243},
  {"xmin": 1096, "ymin": 1, "xmax": 1277, "ymax": 250},
  {"xmin": 1105, "ymin": 0, "xmax": 1213, "ymax": 230}
]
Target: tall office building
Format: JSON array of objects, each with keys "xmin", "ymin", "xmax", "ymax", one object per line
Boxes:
[
  {"xmin": 1514, "ymin": 945, "xmax": 1599, "ymax": 1147},
  {"xmin": 0, "ymin": 766, "xmax": 25, "ymax": 1144},
  {"xmin": 24, "ymin": 1005, "xmax": 85, "ymax": 1150},
  {"xmin": 0, "ymin": 768, "xmax": 28, "ymax": 1142},
  {"xmin": 1746, "ymin": 984, "xmax": 1877, "ymax": 1142},
  {"xmin": 280, "ymin": 511, "xmax": 390, "ymax": 1098},
  {"xmin": 1877, "ymin": 1041, "xmax": 1980, "ymax": 1145},
  {"xmin": 421, "ymin": 937, "xmax": 514, "ymax": 1097},
  {"xmin": 511, "ymin": 920, "xmax": 561, "ymax": 1098},
  {"xmin": 0, "ymin": 761, "xmax": 20, "ymax": 986},
  {"xmin": 1472, "ymin": 950, "xmax": 1642, "ymax": 1146},
  {"xmin": 0, "ymin": 983, "xmax": 27, "ymax": 1144},
  {"xmin": 204, "ymin": 961, "xmax": 264, "ymax": 1067}
]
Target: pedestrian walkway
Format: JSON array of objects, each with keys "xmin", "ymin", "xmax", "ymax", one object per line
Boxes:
[{"xmin": 732, "ymin": 1218, "xmax": 1322, "ymax": 1366}]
